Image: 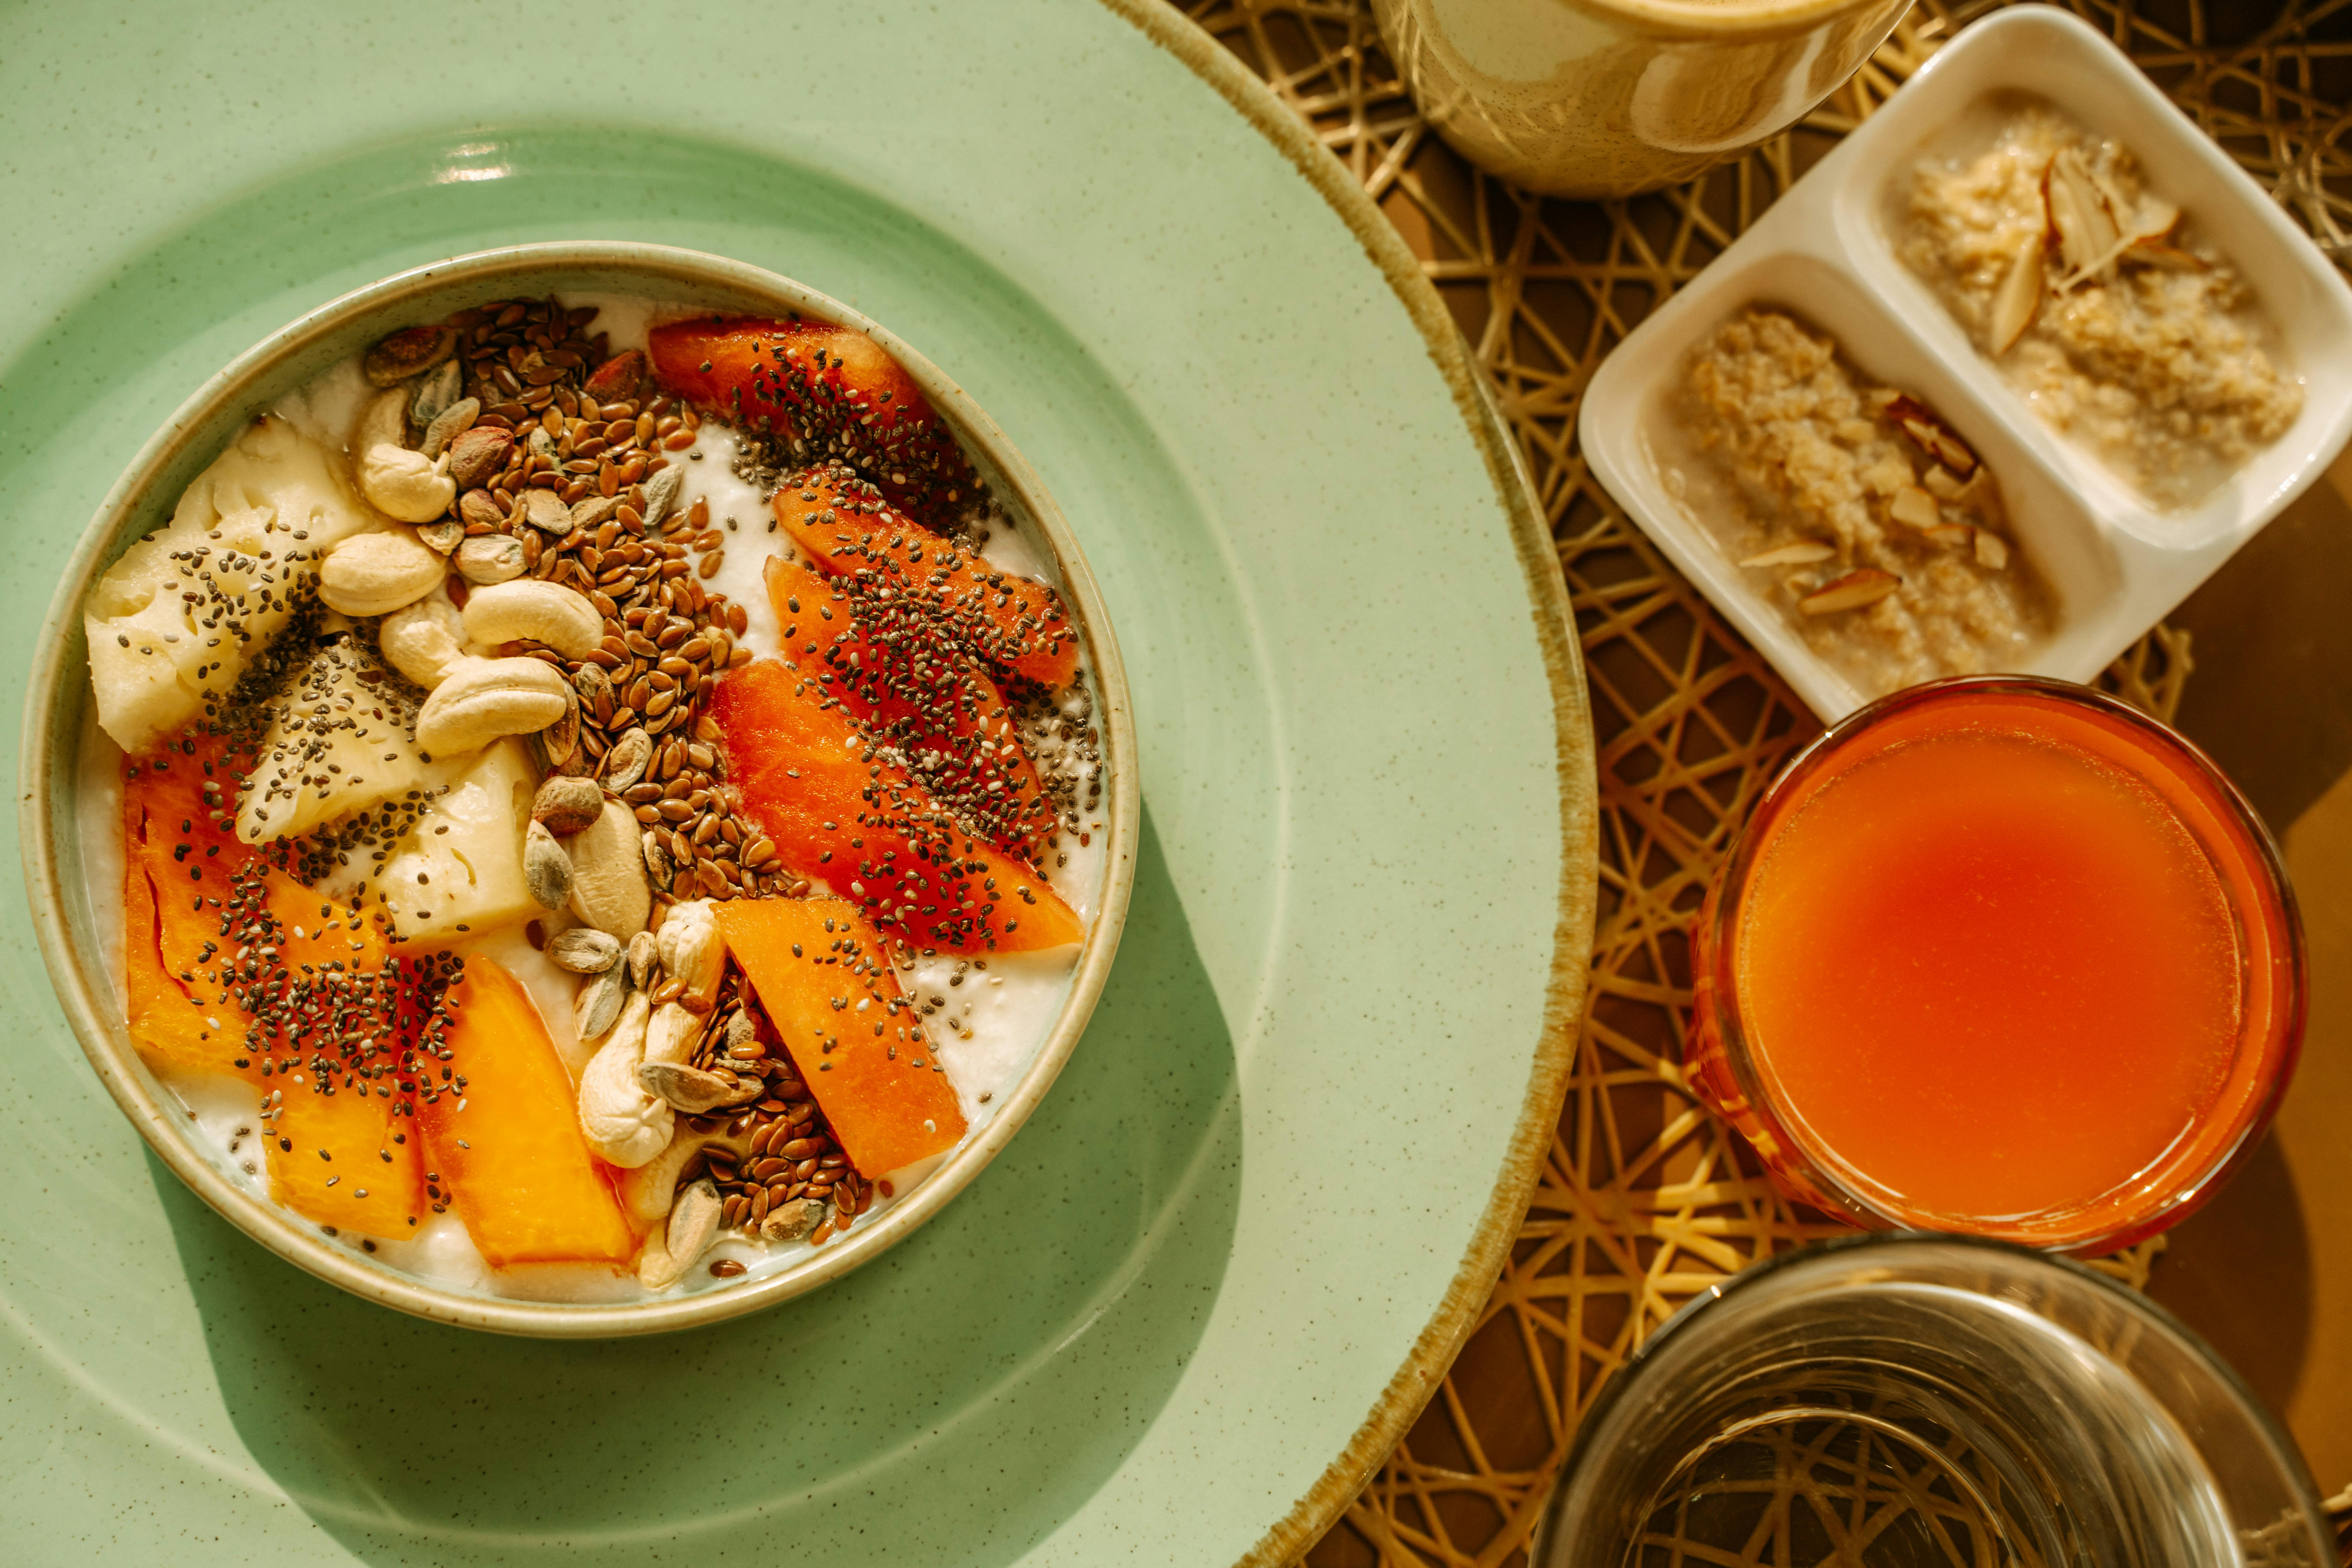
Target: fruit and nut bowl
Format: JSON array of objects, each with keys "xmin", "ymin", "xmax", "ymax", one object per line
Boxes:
[{"xmin": 27, "ymin": 245, "xmax": 1134, "ymax": 1334}]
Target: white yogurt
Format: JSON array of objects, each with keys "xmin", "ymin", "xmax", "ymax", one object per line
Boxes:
[{"xmin": 77, "ymin": 291, "xmax": 1108, "ymax": 1303}]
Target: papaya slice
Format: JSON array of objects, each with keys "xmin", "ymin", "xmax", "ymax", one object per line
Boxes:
[
  {"xmin": 647, "ymin": 315, "xmax": 975, "ymax": 528},
  {"xmin": 121, "ymin": 847, "xmax": 243, "ymax": 1076},
  {"xmin": 709, "ymin": 657, "xmax": 1085, "ymax": 953},
  {"xmin": 772, "ymin": 464, "xmax": 1080, "ymax": 688},
  {"xmin": 127, "ymin": 739, "xmax": 430, "ymax": 1241},
  {"xmin": 414, "ymin": 957, "xmax": 635, "ymax": 1268},
  {"xmin": 765, "ymin": 555, "xmax": 1058, "ymax": 865},
  {"xmin": 265, "ymin": 1068, "xmax": 425, "ymax": 1239},
  {"xmin": 713, "ymin": 896, "xmax": 965, "ymax": 1176}
]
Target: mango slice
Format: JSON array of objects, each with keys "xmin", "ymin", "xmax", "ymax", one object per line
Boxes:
[
  {"xmin": 265, "ymin": 1067, "xmax": 425, "ymax": 1239},
  {"xmin": 121, "ymin": 844, "xmax": 242, "ymax": 1077},
  {"xmin": 709, "ymin": 658, "xmax": 1085, "ymax": 953},
  {"xmin": 125, "ymin": 735, "xmax": 449, "ymax": 1239},
  {"xmin": 713, "ymin": 896, "xmax": 965, "ymax": 1176},
  {"xmin": 414, "ymin": 957, "xmax": 636, "ymax": 1268}
]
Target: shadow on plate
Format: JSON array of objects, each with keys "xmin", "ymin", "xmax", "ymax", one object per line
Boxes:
[{"xmin": 155, "ymin": 808, "xmax": 1239, "ymax": 1567}]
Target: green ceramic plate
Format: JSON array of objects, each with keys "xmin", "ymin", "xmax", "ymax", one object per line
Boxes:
[{"xmin": 0, "ymin": 2, "xmax": 1594, "ymax": 1563}]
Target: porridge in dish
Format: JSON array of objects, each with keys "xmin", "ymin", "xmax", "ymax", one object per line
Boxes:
[
  {"xmin": 88, "ymin": 295, "xmax": 1107, "ymax": 1300},
  {"xmin": 1896, "ymin": 94, "xmax": 2303, "ymax": 508},
  {"xmin": 1661, "ymin": 307, "xmax": 2045, "ymax": 699}
]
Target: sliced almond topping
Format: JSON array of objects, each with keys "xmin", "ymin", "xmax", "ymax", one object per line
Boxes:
[
  {"xmin": 2126, "ymin": 196, "xmax": 2180, "ymax": 243},
  {"xmin": 1888, "ymin": 486, "xmax": 1942, "ymax": 531},
  {"xmin": 1883, "ymin": 394, "xmax": 1980, "ymax": 478},
  {"xmin": 1884, "ymin": 395, "xmax": 1979, "ymax": 477},
  {"xmin": 1954, "ymin": 467, "xmax": 2010, "ymax": 530},
  {"xmin": 1925, "ymin": 523, "xmax": 1976, "ymax": 549},
  {"xmin": 1799, "ymin": 568, "xmax": 1901, "ymax": 616},
  {"xmin": 1922, "ymin": 465, "xmax": 1965, "ymax": 500},
  {"xmin": 2046, "ymin": 149, "xmax": 2120, "ymax": 281},
  {"xmin": 1739, "ymin": 541, "xmax": 1838, "ymax": 568},
  {"xmin": 1928, "ymin": 429, "xmax": 1974, "ymax": 476},
  {"xmin": 1989, "ymin": 230, "xmax": 2044, "ymax": 355},
  {"xmin": 2088, "ymin": 164, "xmax": 2147, "ymax": 234},
  {"xmin": 1974, "ymin": 531, "xmax": 2011, "ymax": 570},
  {"xmin": 2126, "ymin": 238, "xmax": 2207, "ymax": 272}
]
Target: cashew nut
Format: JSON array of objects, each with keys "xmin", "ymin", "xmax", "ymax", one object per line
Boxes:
[
  {"xmin": 412, "ymin": 654, "xmax": 570, "ymax": 757},
  {"xmin": 655, "ymin": 900, "xmax": 726, "ymax": 1009},
  {"xmin": 378, "ymin": 588, "xmax": 465, "ymax": 688},
  {"xmin": 577, "ymin": 992, "xmax": 670, "ymax": 1168},
  {"xmin": 617, "ymin": 1126, "xmax": 745, "ymax": 1230},
  {"xmin": 355, "ymin": 387, "xmax": 409, "ymax": 454},
  {"xmin": 568, "ymin": 798, "xmax": 652, "ymax": 938},
  {"xmin": 461, "ymin": 579, "xmax": 603, "ymax": 659},
  {"xmin": 358, "ymin": 442, "xmax": 457, "ymax": 523},
  {"xmin": 644, "ymin": 1001, "xmax": 700, "ymax": 1068},
  {"xmin": 318, "ymin": 528, "xmax": 446, "ymax": 617}
]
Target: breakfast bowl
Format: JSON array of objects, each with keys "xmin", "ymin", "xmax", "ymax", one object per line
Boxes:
[{"xmin": 18, "ymin": 242, "xmax": 1137, "ymax": 1337}]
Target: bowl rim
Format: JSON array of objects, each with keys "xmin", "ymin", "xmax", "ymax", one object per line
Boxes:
[{"xmin": 17, "ymin": 240, "xmax": 1140, "ymax": 1338}]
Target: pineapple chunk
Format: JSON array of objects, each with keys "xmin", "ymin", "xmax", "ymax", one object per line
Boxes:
[
  {"xmin": 84, "ymin": 416, "xmax": 380, "ymax": 752},
  {"xmin": 236, "ymin": 625, "xmax": 432, "ymax": 844},
  {"xmin": 374, "ymin": 740, "xmax": 537, "ymax": 946}
]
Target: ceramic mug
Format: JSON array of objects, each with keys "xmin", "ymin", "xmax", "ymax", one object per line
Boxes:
[{"xmin": 1372, "ymin": 0, "xmax": 1911, "ymax": 198}]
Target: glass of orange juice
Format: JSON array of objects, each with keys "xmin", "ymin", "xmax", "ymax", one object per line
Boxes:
[{"xmin": 1689, "ymin": 675, "xmax": 2304, "ymax": 1253}]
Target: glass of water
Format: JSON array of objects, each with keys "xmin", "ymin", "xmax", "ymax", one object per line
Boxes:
[{"xmin": 1539, "ymin": 1234, "xmax": 2332, "ymax": 1568}]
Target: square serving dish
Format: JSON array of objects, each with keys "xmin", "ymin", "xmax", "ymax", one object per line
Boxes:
[{"xmin": 1580, "ymin": 6, "xmax": 2352, "ymax": 720}]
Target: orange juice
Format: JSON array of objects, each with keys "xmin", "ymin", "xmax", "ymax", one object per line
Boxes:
[{"xmin": 1689, "ymin": 678, "xmax": 2303, "ymax": 1251}]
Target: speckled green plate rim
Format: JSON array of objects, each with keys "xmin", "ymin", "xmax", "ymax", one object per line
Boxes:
[
  {"xmin": 1094, "ymin": 3, "xmax": 1599, "ymax": 1559},
  {"xmin": 17, "ymin": 241, "xmax": 1141, "ymax": 1340}
]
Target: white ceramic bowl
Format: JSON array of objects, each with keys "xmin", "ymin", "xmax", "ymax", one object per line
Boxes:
[
  {"xmin": 18, "ymin": 243, "xmax": 1138, "ymax": 1336},
  {"xmin": 1580, "ymin": 7, "xmax": 2352, "ymax": 720}
]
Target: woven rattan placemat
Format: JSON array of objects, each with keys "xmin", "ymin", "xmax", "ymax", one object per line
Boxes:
[{"xmin": 1184, "ymin": 2, "xmax": 2351, "ymax": 1561}]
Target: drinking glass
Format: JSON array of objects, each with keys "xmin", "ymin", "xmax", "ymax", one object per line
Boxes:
[
  {"xmin": 1539, "ymin": 1234, "xmax": 2335, "ymax": 1568},
  {"xmin": 1687, "ymin": 675, "xmax": 2305, "ymax": 1253}
]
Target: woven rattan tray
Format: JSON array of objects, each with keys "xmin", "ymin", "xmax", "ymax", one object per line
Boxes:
[{"xmin": 1185, "ymin": 2, "xmax": 2352, "ymax": 1561}]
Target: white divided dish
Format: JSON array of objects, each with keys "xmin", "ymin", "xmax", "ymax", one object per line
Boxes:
[{"xmin": 1580, "ymin": 7, "xmax": 2352, "ymax": 720}]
